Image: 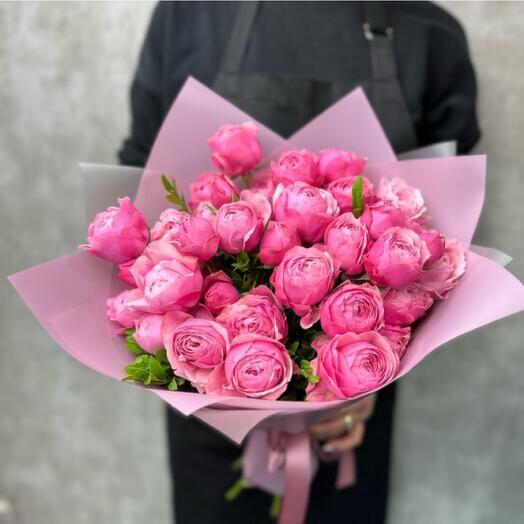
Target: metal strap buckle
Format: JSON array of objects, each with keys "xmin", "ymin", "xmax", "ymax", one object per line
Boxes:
[{"xmin": 363, "ymin": 22, "xmax": 394, "ymax": 41}]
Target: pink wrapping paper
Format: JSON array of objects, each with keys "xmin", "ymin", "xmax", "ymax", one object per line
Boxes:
[{"xmin": 8, "ymin": 77, "xmax": 524, "ymax": 523}]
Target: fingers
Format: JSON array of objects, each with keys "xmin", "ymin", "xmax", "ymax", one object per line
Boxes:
[{"xmin": 322, "ymin": 422, "xmax": 366, "ymax": 454}]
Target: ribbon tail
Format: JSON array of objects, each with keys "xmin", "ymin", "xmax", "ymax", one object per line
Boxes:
[
  {"xmin": 336, "ymin": 449, "xmax": 357, "ymax": 489},
  {"xmin": 278, "ymin": 432, "xmax": 312, "ymax": 524}
]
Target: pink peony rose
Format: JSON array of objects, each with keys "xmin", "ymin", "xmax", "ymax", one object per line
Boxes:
[
  {"xmin": 208, "ymin": 334, "xmax": 293, "ymax": 400},
  {"xmin": 324, "ymin": 212, "xmax": 369, "ymax": 275},
  {"xmin": 216, "ymin": 286, "xmax": 288, "ymax": 341},
  {"xmin": 270, "ymin": 245, "xmax": 340, "ymax": 327},
  {"xmin": 208, "ymin": 122, "xmax": 262, "ymax": 176},
  {"xmin": 320, "ymin": 281, "xmax": 384, "ymax": 337},
  {"xmin": 163, "ymin": 312, "xmax": 229, "ymax": 393},
  {"xmin": 106, "ymin": 289, "xmax": 144, "ymax": 328},
  {"xmin": 273, "ymin": 182, "xmax": 339, "ymax": 243},
  {"xmin": 271, "ymin": 149, "xmax": 323, "ymax": 187},
  {"xmin": 378, "ymin": 325, "xmax": 411, "ymax": 359},
  {"xmin": 318, "ymin": 149, "xmax": 367, "ymax": 183},
  {"xmin": 315, "ymin": 331, "xmax": 399, "ymax": 399},
  {"xmin": 327, "ymin": 176, "xmax": 374, "ymax": 212},
  {"xmin": 203, "ymin": 271, "xmax": 240, "ymax": 316},
  {"xmin": 418, "ymin": 228, "xmax": 445, "ymax": 266},
  {"xmin": 163, "ymin": 213, "xmax": 219, "ymax": 262},
  {"xmin": 361, "ymin": 201, "xmax": 408, "ymax": 240},
  {"xmin": 118, "ymin": 258, "xmax": 137, "ymax": 286},
  {"xmin": 382, "ymin": 284, "xmax": 434, "ymax": 326},
  {"xmin": 150, "ymin": 208, "xmax": 187, "ymax": 241},
  {"xmin": 377, "ymin": 177, "xmax": 427, "ymax": 221},
  {"xmin": 142, "ymin": 250, "xmax": 203, "ymax": 312},
  {"xmin": 83, "ymin": 197, "xmax": 149, "ymax": 263},
  {"xmin": 364, "ymin": 226, "xmax": 430, "ymax": 288},
  {"xmin": 189, "ymin": 171, "xmax": 238, "ymax": 209},
  {"xmin": 239, "ymin": 189, "xmax": 272, "ymax": 226},
  {"xmin": 258, "ymin": 221, "xmax": 300, "ymax": 266},
  {"xmin": 215, "ymin": 200, "xmax": 264, "ymax": 254},
  {"xmin": 133, "ymin": 314, "xmax": 164, "ymax": 353},
  {"xmin": 416, "ymin": 238, "xmax": 467, "ymax": 299}
]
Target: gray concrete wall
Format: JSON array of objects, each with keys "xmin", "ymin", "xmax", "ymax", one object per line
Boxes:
[{"xmin": 0, "ymin": 2, "xmax": 522, "ymax": 524}]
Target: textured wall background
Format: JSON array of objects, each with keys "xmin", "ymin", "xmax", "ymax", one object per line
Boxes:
[{"xmin": 1, "ymin": 2, "xmax": 522, "ymax": 524}]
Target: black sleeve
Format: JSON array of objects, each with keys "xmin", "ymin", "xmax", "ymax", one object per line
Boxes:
[
  {"xmin": 118, "ymin": 4, "xmax": 166, "ymax": 167},
  {"xmin": 416, "ymin": 23, "xmax": 481, "ymax": 153}
]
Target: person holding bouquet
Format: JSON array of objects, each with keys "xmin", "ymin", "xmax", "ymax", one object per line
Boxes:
[{"xmin": 119, "ymin": 2, "xmax": 480, "ymax": 523}]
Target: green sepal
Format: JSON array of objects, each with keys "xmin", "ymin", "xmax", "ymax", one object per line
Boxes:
[{"xmin": 352, "ymin": 175, "xmax": 364, "ymax": 218}]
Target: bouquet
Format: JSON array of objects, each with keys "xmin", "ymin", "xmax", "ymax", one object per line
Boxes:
[{"xmin": 9, "ymin": 78, "xmax": 524, "ymax": 524}]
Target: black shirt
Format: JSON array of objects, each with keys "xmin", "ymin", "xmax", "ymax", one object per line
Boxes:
[{"xmin": 119, "ymin": 1, "xmax": 480, "ymax": 167}]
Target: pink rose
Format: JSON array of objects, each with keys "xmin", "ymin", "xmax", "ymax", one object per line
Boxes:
[
  {"xmin": 83, "ymin": 197, "xmax": 149, "ymax": 263},
  {"xmin": 361, "ymin": 201, "xmax": 408, "ymax": 240},
  {"xmin": 324, "ymin": 213, "xmax": 369, "ymax": 275},
  {"xmin": 208, "ymin": 334, "xmax": 293, "ymax": 399},
  {"xmin": 273, "ymin": 182, "xmax": 339, "ymax": 243},
  {"xmin": 203, "ymin": 271, "xmax": 240, "ymax": 315},
  {"xmin": 191, "ymin": 201, "xmax": 218, "ymax": 227},
  {"xmin": 133, "ymin": 314, "xmax": 164, "ymax": 353},
  {"xmin": 208, "ymin": 122, "xmax": 262, "ymax": 176},
  {"xmin": 250, "ymin": 167, "xmax": 275, "ymax": 198},
  {"xmin": 258, "ymin": 221, "xmax": 300, "ymax": 266},
  {"xmin": 163, "ymin": 312, "xmax": 229, "ymax": 393},
  {"xmin": 239, "ymin": 190, "xmax": 272, "ymax": 226},
  {"xmin": 189, "ymin": 171, "xmax": 239, "ymax": 209},
  {"xmin": 118, "ymin": 258, "xmax": 137, "ymax": 286},
  {"xmin": 377, "ymin": 177, "xmax": 426, "ymax": 220},
  {"xmin": 143, "ymin": 251, "xmax": 203, "ymax": 312},
  {"xmin": 315, "ymin": 331, "xmax": 399, "ymax": 399},
  {"xmin": 419, "ymin": 229, "xmax": 445, "ymax": 266},
  {"xmin": 318, "ymin": 149, "xmax": 367, "ymax": 183},
  {"xmin": 416, "ymin": 238, "xmax": 467, "ymax": 299},
  {"xmin": 382, "ymin": 285, "xmax": 434, "ymax": 326},
  {"xmin": 320, "ymin": 281, "xmax": 384, "ymax": 337},
  {"xmin": 271, "ymin": 149, "xmax": 323, "ymax": 187},
  {"xmin": 106, "ymin": 289, "xmax": 144, "ymax": 328},
  {"xmin": 163, "ymin": 213, "xmax": 219, "ymax": 262},
  {"xmin": 378, "ymin": 325, "xmax": 411, "ymax": 359},
  {"xmin": 150, "ymin": 208, "xmax": 186, "ymax": 241},
  {"xmin": 270, "ymin": 245, "xmax": 340, "ymax": 327},
  {"xmin": 364, "ymin": 227, "xmax": 430, "ymax": 288},
  {"xmin": 216, "ymin": 286, "xmax": 288, "ymax": 341},
  {"xmin": 216, "ymin": 200, "xmax": 263, "ymax": 254},
  {"xmin": 327, "ymin": 175, "xmax": 374, "ymax": 212}
]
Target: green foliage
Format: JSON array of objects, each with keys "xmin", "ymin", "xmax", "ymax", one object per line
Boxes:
[
  {"xmin": 124, "ymin": 329, "xmax": 145, "ymax": 356},
  {"xmin": 224, "ymin": 476, "xmax": 247, "ymax": 502},
  {"xmin": 298, "ymin": 360, "xmax": 319, "ymax": 384},
  {"xmin": 161, "ymin": 174, "xmax": 189, "ymax": 212},
  {"xmin": 269, "ymin": 495, "xmax": 282, "ymax": 520},
  {"xmin": 352, "ymin": 175, "xmax": 364, "ymax": 218}
]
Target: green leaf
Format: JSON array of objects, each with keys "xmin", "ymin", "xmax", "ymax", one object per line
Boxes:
[
  {"xmin": 155, "ymin": 348, "xmax": 169, "ymax": 364},
  {"xmin": 298, "ymin": 359, "xmax": 319, "ymax": 384},
  {"xmin": 161, "ymin": 174, "xmax": 175, "ymax": 193},
  {"xmin": 352, "ymin": 175, "xmax": 364, "ymax": 218},
  {"xmin": 224, "ymin": 477, "xmax": 247, "ymax": 502},
  {"xmin": 287, "ymin": 340, "xmax": 300, "ymax": 357},
  {"xmin": 230, "ymin": 456, "xmax": 242, "ymax": 471},
  {"xmin": 269, "ymin": 495, "xmax": 282, "ymax": 520},
  {"xmin": 205, "ymin": 203, "xmax": 218, "ymax": 215},
  {"xmin": 149, "ymin": 356, "xmax": 168, "ymax": 381},
  {"xmin": 167, "ymin": 377, "xmax": 179, "ymax": 391},
  {"xmin": 125, "ymin": 332, "xmax": 146, "ymax": 356}
]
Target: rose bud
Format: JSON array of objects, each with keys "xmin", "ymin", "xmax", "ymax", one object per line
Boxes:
[
  {"xmin": 258, "ymin": 221, "xmax": 300, "ymax": 266},
  {"xmin": 364, "ymin": 226, "xmax": 430, "ymax": 288},
  {"xmin": 216, "ymin": 200, "xmax": 264, "ymax": 254},
  {"xmin": 360, "ymin": 201, "xmax": 408, "ymax": 240},
  {"xmin": 189, "ymin": 171, "xmax": 239, "ymax": 209},
  {"xmin": 163, "ymin": 313, "xmax": 229, "ymax": 393},
  {"xmin": 379, "ymin": 325, "xmax": 411, "ymax": 359},
  {"xmin": 143, "ymin": 251, "xmax": 203, "ymax": 312},
  {"xmin": 133, "ymin": 314, "xmax": 164, "ymax": 353},
  {"xmin": 273, "ymin": 182, "xmax": 339, "ymax": 243},
  {"xmin": 382, "ymin": 284, "xmax": 434, "ymax": 326},
  {"xmin": 191, "ymin": 201, "xmax": 218, "ymax": 228},
  {"xmin": 118, "ymin": 258, "xmax": 137, "ymax": 286},
  {"xmin": 324, "ymin": 212, "xmax": 369, "ymax": 275},
  {"xmin": 163, "ymin": 213, "xmax": 219, "ymax": 262},
  {"xmin": 416, "ymin": 238, "xmax": 467, "ymax": 299},
  {"xmin": 208, "ymin": 122, "xmax": 262, "ymax": 176},
  {"xmin": 327, "ymin": 175, "xmax": 374, "ymax": 212},
  {"xmin": 376, "ymin": 177, "xmax": 427, "ymax": 221},
  {"xmin": 106, "ymin": 289, "xmax": 144, "ymax": 328},
  {"xmin": 83, "ymin": 197, "xmax": 149, "ymax": 264},
  {"xmin": 250, "ymin": 167, "xmax": 275, "ymax": 198},
  {"xmin": 271, "ymin": 149, "xmax": 323, "ymax": 187},
  {"xmin": 270, "ymin": 245, "xmax": 340, "ymax": 327},
  {"xmin": 320, "ymin": 281, "xmax": 384, "ymax": 337},
  {"xmin": 207, "ymin": 334, "xmax": 293, "ymax": 400},
  {"xmin": 203, "ymin": 271, "xmax": 240, "ymax": 316},
  {"xmin": 315, "ymin": 331, "xmax": 399, "ymax": 399},
  {"xmin": 216, "ymin": 286, "xmax": 288, "ymax": 341},
  {"xmin": 150, "ymin": 208, "xmax": 186, "ymax": 241},
  {"xmin": 318, "ymin": 149, "xmax": 367, "ymax": 183}
]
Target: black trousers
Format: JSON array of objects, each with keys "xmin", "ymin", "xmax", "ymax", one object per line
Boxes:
[{"xmin": 167, "ymin": 383, "xmax": 396, "ymax": 524}]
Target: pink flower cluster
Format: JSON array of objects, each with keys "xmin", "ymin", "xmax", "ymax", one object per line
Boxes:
[{"xmin": 86, "ymin": 121, "xmax": 467, "ymax": 401}]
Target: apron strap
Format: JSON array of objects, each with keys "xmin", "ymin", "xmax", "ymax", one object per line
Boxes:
[{"xmin": 220, "ymin": 1, "xmax": 260, "ymax": 74}]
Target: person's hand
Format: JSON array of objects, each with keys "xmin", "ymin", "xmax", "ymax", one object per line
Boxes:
[{"xmin": 308, "ymin": 394, "xmax": 376, "ymax": 454}]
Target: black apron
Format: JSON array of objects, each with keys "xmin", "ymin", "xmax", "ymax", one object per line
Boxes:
[{"xmin": 167, "ymin": 3, "xmax": 417, "ymax": 523}]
